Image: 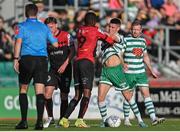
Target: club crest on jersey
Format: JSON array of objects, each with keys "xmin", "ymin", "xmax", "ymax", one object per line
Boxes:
[{"xmin": 132, "ymin": 48, "xmax": 143, "ymax": 57}]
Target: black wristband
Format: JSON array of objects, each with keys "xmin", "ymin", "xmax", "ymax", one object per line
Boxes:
[{"xmin": 13, "ymin": 57, "xmax": 19, "ymax": 60}]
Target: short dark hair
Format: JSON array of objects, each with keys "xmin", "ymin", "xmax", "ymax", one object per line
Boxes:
[
  {"xmin": 44, "ymin": 17, "xmax": 57, "ymax": 24},
  {"xmin": 25, "ymin": 4, "xmax": 38, "ymax": 18},
  {"xmin": 84, "ymin": 12, "xmax": 97, "ymax": 26},
  {"xmin": 132, "ymin": 20, "xmax": 142, "ymax": 28},
  {"xmin": 110, "ymin": 18, "xmax": 121, "ymax": 25}
]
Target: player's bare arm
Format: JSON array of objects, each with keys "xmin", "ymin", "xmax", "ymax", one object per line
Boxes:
[
  {"xmin": 13, "ymin": 38, "xmax": 22, "ymax": 73},
  {"xmin": 144, "ymin": 52, "xmax": 158, "ymax": 78},
  {"xmin": 57, "ymin": 38, "xmax": 75, "ymax": 74}
]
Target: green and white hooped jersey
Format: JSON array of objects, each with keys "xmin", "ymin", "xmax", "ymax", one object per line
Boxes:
[
  {"xmin": 101, "ymin": 33, "xmax": 124, "ymax": 64},
  {"xmin": 122, "ymin": 36, "xmax": 147, "ymax": 74}
]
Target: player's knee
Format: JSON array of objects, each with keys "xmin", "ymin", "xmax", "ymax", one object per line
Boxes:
[
  {"xmin": 44, "ymin": 92, "xmax": 52, "ymax": 99},
  {"xmin": 141, "ymin": 90, "xmax": 150, "ymax": 98},
  {"xmin": 143, "ymin": 93, "xmax": 150, "ymax": 98},
  {"xmin": 19, "ymin": 85, "xmax": 28, "ymax": 94},
  {"xmin": 98, "ymin": 95, "xmax": 105, "ymax": 102},
  {"xmin": 123, "ymin": 94, "xmax": 131, "ymax": 102},
  {"xmin": 20, "ymin": 89, "xmax": 27, "ymax": 94},
  {"xmin": 83, "ymin": 89, "xmax": 91, "ymax": 97},
  {"xmin": 122, "ymin": 90, "xmax": 133, "ymax": 101}
]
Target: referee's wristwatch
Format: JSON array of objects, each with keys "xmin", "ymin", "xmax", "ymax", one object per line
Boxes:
[{"xmin": 13, "ymin": 57, "xmax": 19, "ymax": 60}]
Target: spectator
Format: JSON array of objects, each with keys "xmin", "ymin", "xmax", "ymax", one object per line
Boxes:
[
  {"xmin": 135, "ymin": 9, "xmax": 149, "ymax": 25},
  {"xmin": 165, "ymin": 16, "xmax": 176, "ymax": 26},
  {"xmin": 74, "ymin": 9, "xmax": 87, "ymax": 29},
  {"xmin": 127, "ymin": 0, "xmax": 140, "ymax": 22},
  {"xmin": 57, "ymin": 9, "xmax": 69, "ymax": 31},
  {"xmin": 119, "ymin": 20, "xmax": 132, "ymax": 36},
  {"xmin": 173, "ymin": 0, "xmax": 180, "ymax": 10},
  {"xmin": 32, "ymin": 0, "xmax": 48, "ymax": 22},
  {"xmin": 159, "ymin": 7, "xmax": 168, "ymax": 25},
  {"xmin": 0, "ymin": 16, "xmax": 13, "ymax": 61},
  {"xmin": 174, "ymin": 12, "xmax": 180, "ymax": 26},
  {"xmin": 162, "ymin": 0, "xmax": 178, "ymax": 17},
  {"xmin": 90, "ymin": 0, "xmax": 108, "ymax": 11},
  {"xmin": 145, "ymin": 0, "xmax": 164, "ymax": 10},
  {"xmin": 143, "ymin": 29, "xmax": 157, "ymax": 46},
  {"xmin": 108, "ymin": 0, "xmax": 124, "ymax": 10},
  {"xmin": 146, "ymin": 8, "xmax": 161, "ymax": 27},
  {"xmin": 68, "ymin": 20, "xmax": 77, "ymax": 39}
]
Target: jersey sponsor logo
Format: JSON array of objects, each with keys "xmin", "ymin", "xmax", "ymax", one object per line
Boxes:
[
  {"xmin": 132, "ymin": 48, "xmax": 143, "ymax": 57},
  {"xmin": 50, "ymin": 50, "xmax": 63, "ymax": 55}
]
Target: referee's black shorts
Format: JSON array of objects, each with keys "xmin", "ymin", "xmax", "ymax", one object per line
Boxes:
[{"xmin": 19, "ymin": 55, "xmax": 48, "ymax": 85}]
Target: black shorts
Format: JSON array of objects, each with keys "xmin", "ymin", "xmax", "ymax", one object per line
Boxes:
[
  {"xmin": 73, "ymin": 59, "xmax": 94, "ymax": 90},
  {"xmin": 19, "ymin": 55, "xmax": 48, "ymax": 84},
  {"xmin": 46, "ymin": 63, "xmax": 72, "ymax": 94}
]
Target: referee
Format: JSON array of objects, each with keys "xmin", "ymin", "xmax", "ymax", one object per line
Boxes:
[{"xmin": 13, "ymin": 4, "xmax": 58, "ymax": 130}]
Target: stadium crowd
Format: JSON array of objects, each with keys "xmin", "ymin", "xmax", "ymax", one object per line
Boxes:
[{"xmin": 0, "ymin": 0, "xmax": 180, "ymax": 75}]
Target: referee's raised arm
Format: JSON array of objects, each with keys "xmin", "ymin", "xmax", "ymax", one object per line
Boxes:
[{"xmin": 14, "ymin": 3, "xmax": 57, "ymax": 130}]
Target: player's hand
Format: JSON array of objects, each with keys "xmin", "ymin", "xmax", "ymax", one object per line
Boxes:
[
  {"xmin": 123, "ymin": 63, "xmax": 128, "ymax": 72},
  {"xmin": 13, "ymin": 59, "xmax": 19, "ymax": 73},
  {"xmin": 57, "ymin": 61, "xmax": 68, "ymax": 74},
  {"xmin": 151, "ymin": 71, "xmax": 158, "ymax": 79}
]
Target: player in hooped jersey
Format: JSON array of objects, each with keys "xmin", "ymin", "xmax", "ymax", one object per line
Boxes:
[
  {"xmin": 43, "ymin": 17, "xmax": 75, "ymax": 128},
  {"xmin": 122, "ymin": 20, "xmax": 165, "ymax": 126},
  {"xmin": 59, "ymin": 12, "xmax": 115, "ymax": 128},
  {"xmin": 98, "ymin": 18, "xmax": 147, "ymax": 128}
]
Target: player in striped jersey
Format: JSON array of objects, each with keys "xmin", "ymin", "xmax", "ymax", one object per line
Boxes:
[
  {"xmin": 98, "ymin": 18, "xmax": 147, "ymax": 128},
  {"xmin": 122, "ymin": 20, "xmax": 165, "ymax": 126}
]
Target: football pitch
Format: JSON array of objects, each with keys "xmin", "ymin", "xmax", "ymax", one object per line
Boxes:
[{"xmin": 0, "ymin": 118, "xmax": 180, "ymax": 131}]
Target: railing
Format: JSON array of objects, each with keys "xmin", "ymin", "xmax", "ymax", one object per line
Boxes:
[
  {"xmin": 9, "ymin": 0, "xmax": 180, "ymax": 68},
  {"xmin": 143, "ymin": 26, "xmax": 180, "ymax": 65},
  {"xmin": 143, "ymin": 26, "xmax": 180, "ymax": 77}
]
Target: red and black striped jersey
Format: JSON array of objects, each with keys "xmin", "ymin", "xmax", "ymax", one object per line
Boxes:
[
  {"xmin": 47, "ymin": 30, "xmax": 74, "ymax": 70},
  {"xmin": 76, "ymin": 26, "xmax": 114, "ymax": 63}
]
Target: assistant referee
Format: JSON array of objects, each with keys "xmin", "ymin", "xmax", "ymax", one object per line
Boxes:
[{"xmin": 13, "ymin": 3, "xmax": 58, "ymax": 130}]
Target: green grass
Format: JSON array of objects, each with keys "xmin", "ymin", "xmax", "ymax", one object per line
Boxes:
[{"xmin": 0, "ymin": 119, "xmax": 180, "ymax": 131}]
